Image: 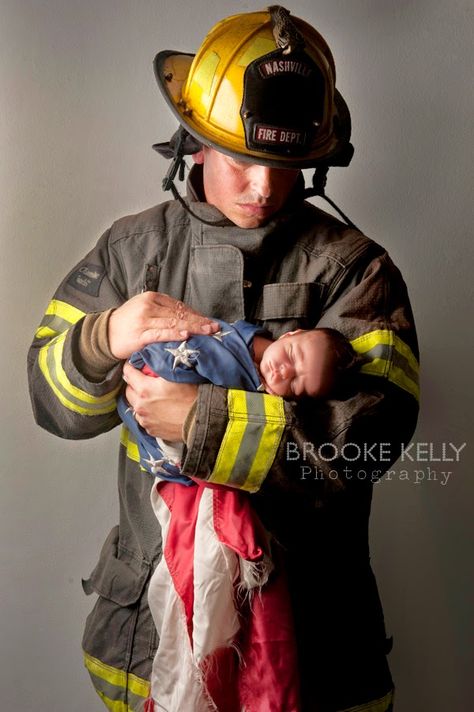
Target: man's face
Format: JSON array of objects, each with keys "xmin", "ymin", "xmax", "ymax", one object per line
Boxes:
[{"xmin": 194, "ymin": 147, "xmax": 300, "ymax": 228}]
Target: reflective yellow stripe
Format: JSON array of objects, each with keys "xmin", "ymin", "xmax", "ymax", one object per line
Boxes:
[
  {"xmin": 350, "ymin": 329, "xmax": 419, "ymax": 401},
  {"xmin": 84, "ymin": 652, "xmax": 150, "ymax": 706},
  {"xmin": 95, "ymin": 693, "xmax": 135, "ymax": 712},
  {"xmin": 46, "ymin": 298, "xmax": 86, "ymax": 323},
  {"xmin": 38, "ymin": 331, "xmax": 119, "ymax": 415},
  {"xmin": 338, "ymin": 688, "xmax": 394, "ymax": 712},
  {"xmin": 209, "ymin": 390, "xmax": 247, "ymax": 485},
  {"xmin": 359, "ymin": 359, "xmax": 419, "ymax": 401},
  {"xmin": 209, "ymin": 389, "xmax": 286, "ymax": 492},
  {"xmin": 53, "ymin": 332, "xmax": 119, "ymax": 405},
  {"xmin": 351, "ymin": 329, "xmax": 418, "ymax": 374},
  {"xmin": 35, "ymin": 299, "xmax": 85, "ymax": 338},
  {"xmin": 36, "ymin": 298, "xmax": 118, "ymax": 415},
  {"xmin": 120, "ymin": 426, "xmax": 141, "ymax": 463},
  {"xmin": 35, "ymin": 325, "xmax": 60, "ymax": 340}
]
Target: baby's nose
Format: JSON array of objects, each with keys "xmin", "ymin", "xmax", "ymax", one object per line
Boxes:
[{"xmin": 279, "ymin": 362, "xmax": 294, "ymax": 380}]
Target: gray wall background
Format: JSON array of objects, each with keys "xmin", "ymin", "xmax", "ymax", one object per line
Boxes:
[{"xmin": 1, "ymin": 1, "xmax": 473, "ymax": 710}]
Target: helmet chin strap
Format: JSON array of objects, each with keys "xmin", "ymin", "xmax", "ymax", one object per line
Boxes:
[
  {"xmin": 304, "ymin": 166, "xmax": 360, "ymax": 231},
  {"xmin": 156, "ymin": 127, "xmax": 229, "ymax": 227},
  {"xmin": 167, "ymin": 177, "xmax": 229, "ymax": 228},
  {"xmin": 155, "ymin": 126, "xmax": 360, "ymax": 231}
]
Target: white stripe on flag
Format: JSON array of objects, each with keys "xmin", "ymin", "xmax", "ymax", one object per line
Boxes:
[{"xmin": 193, "ymin": 487, "xmax": 240, "ymax": 662}]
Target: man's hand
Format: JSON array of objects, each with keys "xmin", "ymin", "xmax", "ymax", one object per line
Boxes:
[
  {"xmin": 122, "ymin": 361, "xmax": 197, "ymax": 441},
  {"xmin": 108, "ymin": 292, "xmax": 219, "ymax": 360}
]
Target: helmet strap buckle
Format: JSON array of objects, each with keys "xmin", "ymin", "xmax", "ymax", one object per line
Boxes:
[{"xmin": 162, "ymin": 126, "xmax": 187, "ymax": 192}]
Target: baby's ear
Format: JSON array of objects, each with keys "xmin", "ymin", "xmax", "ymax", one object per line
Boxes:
[{"xmin": 278, "ymin": 329, "xmax": 304, "ymax": 340}]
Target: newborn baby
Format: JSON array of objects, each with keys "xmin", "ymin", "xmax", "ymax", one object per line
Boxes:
[
  {"xmin": 253, "ymin": 327, "xmax": 351, "ymax": 398},
  {"xmin": 118, "ymin": 319, "xmax": 353, "ymax": 480}
]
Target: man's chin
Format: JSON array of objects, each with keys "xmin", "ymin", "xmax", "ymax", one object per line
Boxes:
[
  {"xmin": 234, "ymin": 217, "xmax": 269, "ymax": 229},
  {"xmin": 232, "ymin": 204, "xmax": 276, "ymax": 228}
]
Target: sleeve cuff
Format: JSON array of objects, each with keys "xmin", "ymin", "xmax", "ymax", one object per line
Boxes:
[
  {"xmin": 182, "ymin": 385, "xmax": 288, "ymax": 493},
  {"xmin": 182, "ymin": 398, "xmax": 198, "ymax": 446},
  {"xmin": 182, "ymin": 384, "xmax": 230, "ymax": 478},
  {"xmin": 76, "ymin": 309, "xmax": 121, "ymax": 382}
]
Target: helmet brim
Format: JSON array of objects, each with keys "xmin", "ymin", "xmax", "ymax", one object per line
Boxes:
[{"xmin": 154, "ymin": 49, "xmax": 353, "ymax": 168}]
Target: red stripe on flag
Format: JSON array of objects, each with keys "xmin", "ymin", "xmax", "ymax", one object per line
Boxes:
[{"xmin": 158, "ymin": 481, "xmax": 205, "ymax": 642}]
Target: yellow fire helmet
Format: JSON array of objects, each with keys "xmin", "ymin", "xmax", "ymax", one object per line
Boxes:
[
  {"xmin": 154, "ymin": 6, "xmax": 353, "ymax": 167},
  {"xmin": 153, "ymin": 6, "xmax": 357, "ymax": 227}
]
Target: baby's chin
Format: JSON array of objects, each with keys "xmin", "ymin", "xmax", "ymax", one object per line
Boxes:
[
  {"xmin": 263, "ymin": 381, "xmax": 277, "ymax": 395},
  {"xmin": 256, "ymin": 362, "xmax": 272, "ymax": 393}
]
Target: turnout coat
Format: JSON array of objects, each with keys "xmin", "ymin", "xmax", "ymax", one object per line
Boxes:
[{"xmin": 27, "ymin": 169, "xmax": 419, "ymax": 712}]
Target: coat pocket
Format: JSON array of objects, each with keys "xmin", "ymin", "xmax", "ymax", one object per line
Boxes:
[
  {"xmin": 82, "ymin": 526, "xmax": 160, "ymax": 682},
  {"xmin": 255, "ymin": 281, "xmax": 325, "ymax": 337},
  {"xmin": 82, "ymin": 525, "xmax": 151, "ymax": 605},
  {"xmin": 185, "ymin": 244, "xmax": 245, "ymax": 322}
]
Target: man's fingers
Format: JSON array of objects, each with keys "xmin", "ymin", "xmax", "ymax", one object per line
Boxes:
[
  {"xmin": 140, "ymin": 327, "xmax": 189, "ymax": 344},
  {"xmin": 140, "ymin": 320, "xmax": 219, "ymax": 345},
  {"xmin": 109, "ymin": 292, "xmax": 220, "ymax": 360},
  {"xmin": 149, "ymin": 292, "xmax": 218, "ymax": 328},
  {"xmin": 122, "ymin": 361, "xmax": 148, "ymax": 390}
]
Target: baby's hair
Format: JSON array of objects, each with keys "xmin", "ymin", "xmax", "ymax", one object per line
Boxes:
[{"xmin": 300, "ymin": 328, "xmax": 357, "ymax": 372}]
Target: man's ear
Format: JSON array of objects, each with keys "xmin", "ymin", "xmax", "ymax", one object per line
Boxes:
[{"xmin": 192, "ymin": 149, "xmax": 205, "ymax": 165}]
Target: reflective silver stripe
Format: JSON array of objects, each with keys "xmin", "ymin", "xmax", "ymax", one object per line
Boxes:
[
  {"xmin": 350, "ymin": 330, "xmax": 419, "ymax": 401},
  {"xmin": 227, "ymin": 391, "xmax": 267, "ymax": 487},
  {"xmin": 359, "ymin": 343, "xmax": 419, "ymax": 385},
  {"xmin": 35, "ymin": 298, "xmax": 86, "ymax": 339},
  {"xmin": 37, "ymin": 313, "xmax": 72, "ymax": 336},
  {"xmin": 88, "ymin": 671, "xmax": 146, "ymax": 710},
  {"xmin": 209, "ymin": 390, "xmax": 286, "ymax": 492},
  {"xmin": 84, "ymin": 652, "xmax": 150, "ymax": 710}
]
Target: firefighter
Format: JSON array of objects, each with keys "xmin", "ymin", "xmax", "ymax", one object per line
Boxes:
[{"xmin": 28, "ymin": 7, "xmax": 418, "ymax": 711}]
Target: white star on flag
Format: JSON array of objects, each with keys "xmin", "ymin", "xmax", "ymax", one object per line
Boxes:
[
  {"xmin": 165, "ymin": 341, "xmax": 200, "ymax": 369},
  {"xmin": 142, "ymin": 451, "xmax": 167, "ymax": 475},
  {"xmin": 211, "ymin": 329, "xmax": 232, "ymax": 342}
]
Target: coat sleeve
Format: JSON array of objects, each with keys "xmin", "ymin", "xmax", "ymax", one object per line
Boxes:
[
  {"xmin": 181, "ymin": 247, "xmax": 419, "ymax": 505},
  {"xmin": 27, "ymin": 228, "xmax": 127, "ymax": 439}
]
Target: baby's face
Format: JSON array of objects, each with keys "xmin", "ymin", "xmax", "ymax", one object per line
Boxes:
[{"xmin": 259, "ymin": 330, "xmax": 325, "ymax": 398}]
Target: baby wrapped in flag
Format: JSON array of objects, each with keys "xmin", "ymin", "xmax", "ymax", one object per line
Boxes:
[
  {"xmin": 118, "ymin": 320, "xmax": 266, "ymax": 485},
  {"xmin": 117, "ymin": 320, "xmax": 351, "ymax": 712}
]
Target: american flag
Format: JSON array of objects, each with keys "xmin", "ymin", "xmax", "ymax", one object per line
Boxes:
[{"xmin": 146, "ymin": 480, "xmax": 301, "ymax": 712}]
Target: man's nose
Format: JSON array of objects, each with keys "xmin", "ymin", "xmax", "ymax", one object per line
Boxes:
[{"xmin": 249, "ymin": 165, "xmax": 273, "ymax": 199}]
